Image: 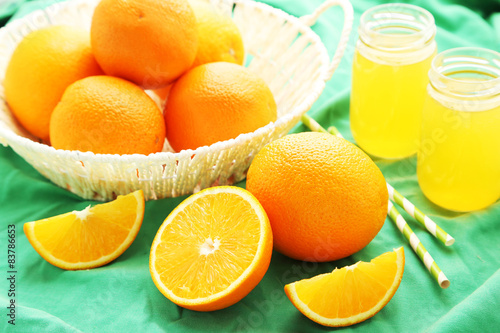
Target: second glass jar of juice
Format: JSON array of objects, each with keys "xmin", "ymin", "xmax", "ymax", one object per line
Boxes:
[
  {"xmin": 350, "ymin": 3, "xmax": 437, "ymax": 159},
  {"xmin": 418, "ymin": 47, "xmax": 500, "ymax": 212}
]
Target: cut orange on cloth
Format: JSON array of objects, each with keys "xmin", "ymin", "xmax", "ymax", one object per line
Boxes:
[
  {"xmin": 24, "ymin": 190, "xmax": 145, "ymax": 270},
  {"xmin": 150, "ymin": 186, "xmax": 273, "ymax": 311},
  {"xmin": 285, "ymin": 247, "xmax": 405, "ymax": 327}
]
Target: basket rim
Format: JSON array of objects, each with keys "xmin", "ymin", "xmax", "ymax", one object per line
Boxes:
[{"xmin": 0, "ymin": 0, "xmax": 331, "ymax": 164}]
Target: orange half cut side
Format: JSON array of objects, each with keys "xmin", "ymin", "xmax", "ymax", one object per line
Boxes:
[{"xmin": 149, "ymin": 186, "xmax": 273, "ymax": 311}]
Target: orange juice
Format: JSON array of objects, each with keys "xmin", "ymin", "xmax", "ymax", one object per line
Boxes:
[
  {"xmin": 351, "ymin": 50, "xmax": 434, "ymax": 158},
  {"xmin": 350, "ymin": 3, "xmax": 436, "ymax": 159},
  {"xmin": 418, "ymin": 48, "xmax": 500, "ymax": 211}
]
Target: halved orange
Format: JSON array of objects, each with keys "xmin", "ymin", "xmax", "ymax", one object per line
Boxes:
[
  {"xmin": 24, "ymin": 190, "xmax": 144, "ymax": 270},
  {"xmin": 150, "ymin": 186, "xmax": 273, "ymax": 312},
  {"xmin": 285, "ymin": 247, "xmax": 405, "ymax": 327}
]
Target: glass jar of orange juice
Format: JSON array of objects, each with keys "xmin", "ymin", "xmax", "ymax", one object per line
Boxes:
[
  {"xmin": 350, "ymin": 4, "xmax": 436, "ymax": 159},
  {"xmin": 417, "ymin": 47, "xmax": 500, "ymax": 212}
]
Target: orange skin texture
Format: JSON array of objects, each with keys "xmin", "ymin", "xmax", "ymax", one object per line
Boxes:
[
  {"xmin": 50, "ymin": 76, "xmax": 165, "ymax": 155},
  {"xmin": 246, "ymin": 132, "xmax": 389, "ymax": 262},
  {"xmin": 3, "ymin": 26, "xmax": 103, "ymax": 142},
  {"xmin": 91, "ymin": 0, "xmax": 198, "ymax": 89},
  {"xmin": 164, "ymin": 62, "xmax": 277, "ymax": 152}
]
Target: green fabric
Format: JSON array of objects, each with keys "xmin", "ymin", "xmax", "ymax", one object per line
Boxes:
[{"xmin": 1, "ymin": 0, "xmax": 499, "ymax": 331}]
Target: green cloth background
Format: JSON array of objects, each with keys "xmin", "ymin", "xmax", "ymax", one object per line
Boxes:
[{"xmin": 1, "ymin": 0, "xmax": 499, "ymax": 332}]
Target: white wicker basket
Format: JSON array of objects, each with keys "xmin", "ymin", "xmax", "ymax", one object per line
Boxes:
[{"xmin": 0, "ymin": 0, "xmax": 353, "ymax": 201}]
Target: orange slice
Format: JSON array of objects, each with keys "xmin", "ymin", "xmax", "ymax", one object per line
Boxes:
[
  {"xmin": 285, "ymin": 247, "xmax": 405, "ymax": 327},
  {"xmin": 150, "ymin": 186, "xmax": 273, "ymax": 312},
  {"xmin": 24, "ymin": 190, "xmax": 144, "ymax": 270}
]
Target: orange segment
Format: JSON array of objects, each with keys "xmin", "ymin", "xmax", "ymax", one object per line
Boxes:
[
  {"xmin": 285, "ymin": 247, "xmax": 405, "ymax": 327},
  {"xmin": 150, "ymin": 186, "xmax": 273, "ymax": 311},
  {"xmin": 24, "ymin": 190, "xmax": 144, "ymax": 270}
]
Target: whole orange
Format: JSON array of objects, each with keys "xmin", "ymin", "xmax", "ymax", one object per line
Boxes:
[
  {"xmin": 189, "ymin": 0, "xmax": 245, "ymax": 67},
  {"xmin": 3, "ymin": 25, "xmax": 103, "ymax": 142},
  {"xmin": 90, "ymin": 0, "xmax": 198, "ymax": 89},
  {"xmin": 164, "ymin": 62, "xmax": 277, "ymax": 152},
  {"xmin": 50, "ymin": 76, "xmax": 165, "ymax": 155},
  {"xmin": 153, "ymin": 0, "xmax": 245, "ymax": 103},
  {"xmin": 246, "ymin": 132, "xmax": 388, "ymax": 262}
]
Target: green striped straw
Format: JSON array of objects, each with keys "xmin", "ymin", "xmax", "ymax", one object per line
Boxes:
[
  {"xmin": 387, "ymin": 184, "xmax": 455, "ymax": 246},
  {"xmin": 301, "ymin": 114, "xmax": 330, "ymax": 134},
  {"xmin": 301, "ymin": 114, "xmax": 455, "ymax": 247},
  {"xmin": 388, "ymin": 201, "xmax": 450, "ymax": 289},
  {"xmin": 328, "ymin": 126, "xmax": 344, "ymax": 139}
]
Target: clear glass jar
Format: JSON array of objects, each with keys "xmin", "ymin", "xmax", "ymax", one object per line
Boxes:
[
  {"xmin": 417, "ymin": 47, "xmax": 500, "ymax": 212},
  {"xmin": 350, "ymin": 3, "xmax": 436, "ymax": 159}
]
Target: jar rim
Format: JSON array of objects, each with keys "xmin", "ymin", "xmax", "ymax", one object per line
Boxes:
[
  {"xmin": 359, "ymin": 3, "xmax": 436, "ymax": 52},
  {"xmin": 428, "ymin": 47, "xmax": 500, "ymax": 110},
  {"xmin": 430, "ymin": 47, "xmax": 500, "ymax": 85}
]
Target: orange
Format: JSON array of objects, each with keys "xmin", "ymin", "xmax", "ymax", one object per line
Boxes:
[
  {"xmin": 3, "ymin": 25, "xmax": 103, "ymax": 142},
  {"xmin": 246, "ymin": 132, "xmax": 388, "ymax": 262},
  {"xmin": 24, "ymin": 190, "xmax": 145, "ymax": 270},
  {"xmin": 285, "ymin": 247, "xmax": 405, "ymax": 327},
  {"xmin": 189, "ymin": 0, "xmax": 245, "ymax": 67},
  {"xmin": 153, "ymin": 1, "xmax": 245, "ymax": 104},
  {"xmin": 149, "ymin": 186, "xmax": 273, "ymax": 311},
  {"xmin": 50, "ymin": 76, "xmax": 165, "ymax": 155},
  {"xmin": 164, "ymin": 62, "xmax": 277, "ymax": 151},
  {"xmin": 91, "ymin": 0, "xmax": 198, "ymax": 89}
]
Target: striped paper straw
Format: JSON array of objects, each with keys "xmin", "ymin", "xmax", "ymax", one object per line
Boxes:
[
  {"xmin": 301, "ymin": 114, "xmax": 329, "ymax": 134},
  {"xmin": 327, "ymin": 126, "xmax": 344, "ymax": 138},
  {"xmin": 388, "ymin": 201, "xmax": 450, "ymax": 289},
  {"xmin": 301, "ymin": 115, "xmax": 455, "ymax": 247},
  {"xmin": 387, "ymin": 184, "xmax": 455, "ymax": 246}
]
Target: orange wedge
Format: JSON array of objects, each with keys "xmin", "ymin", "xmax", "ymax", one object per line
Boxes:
[
  {"xmin": 150, "ymin": 186, "xmax": 273, "ymax": 312},
  {"xmin": 285, "ymin": 247, "xmax": 405, "ymax": 327},
  {"xmin": 24, "ymin": 190, "xmax": 144, "ymax": 270}
]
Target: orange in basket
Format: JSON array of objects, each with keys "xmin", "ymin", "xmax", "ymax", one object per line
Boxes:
[
  {"xmin": 91, "ymin": 0, "xmax": 198, "ymax": 88},
  {"xmin": 153, "ymin": 0, "xmax": 245, "ymax": 103},
  {"xmin": 3, "ymin": 25, "xmax": 103, "ymax": 142},
  {"xmin": 164, "ymin": 62, "xmax": 277, "ymax": 152},
  {"xmin": 189, "ymin": 0, "xmax": 245, "ymax": 68},
  {"xmin": 50, "ymin": 76, "xmax": 165, "ymax": 155}
]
